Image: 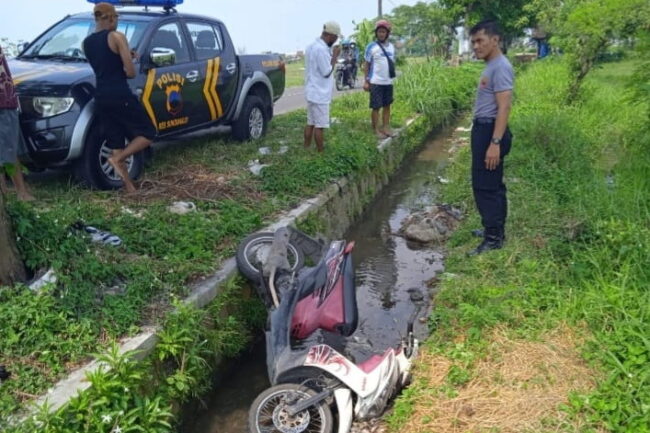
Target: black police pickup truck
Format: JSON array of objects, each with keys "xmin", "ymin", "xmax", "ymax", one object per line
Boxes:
[{"xmin": 9, "ymin": 0, "xmax": 285, "ymax": 189}]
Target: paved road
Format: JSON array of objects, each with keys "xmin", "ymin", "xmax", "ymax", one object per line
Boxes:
[{"xmin": 274, "ymin": 84, "xmax": 361, "ymax": 116}]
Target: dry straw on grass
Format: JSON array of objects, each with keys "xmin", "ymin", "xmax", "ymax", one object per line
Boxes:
[
  {"xmin": 125, "ymin": 164, "xmax": 264, "ymax": 203},
  {"xmin": 399, "ymin": 325, "xmax": 602, "ymax": 433}
]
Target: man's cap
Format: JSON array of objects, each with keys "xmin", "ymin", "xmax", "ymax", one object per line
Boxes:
[
  {"xmin": 323, "ymin": 21, "xmax": 342, "ymax": 37},
  {"xmin": 93, "ymin": 2, "xmax": 117, "ymax": 18}
]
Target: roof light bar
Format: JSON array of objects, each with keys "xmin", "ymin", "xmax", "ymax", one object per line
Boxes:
[{"xmin": 86, "ymin": 0, "xmax": 184, "ymax": 7}]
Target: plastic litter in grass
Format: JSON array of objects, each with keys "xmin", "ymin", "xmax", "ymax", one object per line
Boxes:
[
  {"xmin": 28, "ymin": 268, "xmax": 57, "ymax": 292},
  {"xmin": 167, "ymin": 201, "xmax": 197, "ymax": 215}
]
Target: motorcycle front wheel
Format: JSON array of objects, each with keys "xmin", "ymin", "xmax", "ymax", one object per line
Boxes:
[
  {"xmin": 335, "ymin": 72, "xmax": 345, "ymax": 91},
  {"xmin": 236, "ymin": 232, "xmax": 305, "ymax": 282},
  {"xmin": 249, "ymin": 384, "xmax": 334, "ymax": 433}
]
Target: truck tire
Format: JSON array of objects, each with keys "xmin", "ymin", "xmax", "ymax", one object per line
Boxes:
[
  {"xmin": 74, "ymin": 124, "xmax": 144, "ymax": 190},
  {"xmin": 232, "ymin": 95, "xmax": 268, "ymax": 141}
]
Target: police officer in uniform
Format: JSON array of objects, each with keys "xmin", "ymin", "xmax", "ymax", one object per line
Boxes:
[{"xmin": 468, "ymin": 20, "xmax": 514, "ymax": 255}]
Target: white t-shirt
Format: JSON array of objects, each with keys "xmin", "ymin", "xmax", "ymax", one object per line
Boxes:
[
  {"xmin": 364, "ymin": 40, "xmax": 395, "ymax": 85},
  {"xmin": 304, "ymin": 38, "xmax": 334, "ymax": 104}
]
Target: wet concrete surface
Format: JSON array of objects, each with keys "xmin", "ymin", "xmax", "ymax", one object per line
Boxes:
[{"xmin": 182, "ymin": 124, "xmax": 457, "ymax": 433}]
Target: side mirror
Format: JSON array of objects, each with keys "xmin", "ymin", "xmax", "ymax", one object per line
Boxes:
[
  {"xmin": 17, "ymin": 42, "xmax": 29, "ymax": 55},
  {"xmin": 149, "ymin": 47, "xmax": 176, "ymax": 67}
]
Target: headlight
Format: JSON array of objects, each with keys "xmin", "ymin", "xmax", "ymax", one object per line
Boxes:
[{"xmin": 33, "ymin": 97, "xmax": 75, "ymax": 117}]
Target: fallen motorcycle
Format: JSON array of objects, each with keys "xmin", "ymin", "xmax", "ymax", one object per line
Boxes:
[{"xmin": 236, "ymin": 227, "xmax": 418, "ymax": 433}]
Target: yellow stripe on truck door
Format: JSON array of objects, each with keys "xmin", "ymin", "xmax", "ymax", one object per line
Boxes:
[
  {"xmin": 142, "ymin": 68, "xmax": 158, "ymax": 128},
  {"xmin": 203, "ymin": 59, "xmax": 217, "ymax": 120},
  {"xmin": 210, "ymin": 57, "xmax": 223, "ymax": 117}
]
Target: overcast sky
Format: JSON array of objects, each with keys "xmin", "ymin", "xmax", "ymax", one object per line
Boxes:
[{"xmin": 1, "ymin": 0, "xmax": 421, "ymax": 54}]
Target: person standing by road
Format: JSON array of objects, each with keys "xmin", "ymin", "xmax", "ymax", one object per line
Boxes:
[
  {"xmin": 83, "ymin": 2, "xmax": 156, "ymax": 192},
  {"xmin": 0, "ymin": 46, "xmax": 34, "ymax": 201},
  {"xmin": 304, "ymin": 21, "xmax": 341, "ymax": 153},
  {"xmin": 467, "ymin": 20, "xmax": 514, "ymax": 256},
  {"xmin": 363, "ymin": 19, "xmax": 396, "ymax": 139}
]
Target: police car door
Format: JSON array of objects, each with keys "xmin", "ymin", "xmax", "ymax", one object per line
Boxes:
[
  {"xmin": 142, "ymin": 21, "xmax": 201, "ymax": 134},
  {"xmin": 184, "ymin": 20, "xmax": 237, "ymax": 126}
]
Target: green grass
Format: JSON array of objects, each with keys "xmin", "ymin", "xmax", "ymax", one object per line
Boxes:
[
  {"xmin": 389, "ymin": 59, "xmax": 650, "ymax": 432},
  {"xmin": 284, "ymin": 60, "xmax": 305, "ymax": 87},
  {"xmin": 0, "ymin": 60, "xmax": 479, "ymax": 425}
]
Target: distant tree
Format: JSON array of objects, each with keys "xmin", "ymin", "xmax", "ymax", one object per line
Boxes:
[
  {"xmin": 629, "ymin": 31, "xmax": 650, "ymax": 125},
  {"xmin": 351, "ymin": 19, "xmax": 375, "ymax": 63},
  {"xmin": 440, "ymin": 0, "xmax": 537, "ymax": 51},
  {"xmin": 390, "ymin": 2, "xmax": 456, "ymax": 59},
  {"xmin": 551, "ymin": 0, "xmax": 650, "ymax": 102},
  {"xmin": 0, "ymin": 38, "xmax": 28, "ymax": 57}
]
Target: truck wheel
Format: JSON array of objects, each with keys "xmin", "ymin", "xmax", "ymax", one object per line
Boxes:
[
  {"xmin": 75, "ymin": 125, "xmax": 144, "ymax": 190},
  {"xmin": 232, "ymin": 95, "xmax": 268, "ymax": 141}
]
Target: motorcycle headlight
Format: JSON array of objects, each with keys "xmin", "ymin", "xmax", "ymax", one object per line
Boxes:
[{"xmin": 33, "ymin": 97, "xmax": 75, "ymax": 117}]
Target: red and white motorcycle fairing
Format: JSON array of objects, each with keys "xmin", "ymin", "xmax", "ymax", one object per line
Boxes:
[{"xmin": 305, "ymin": 342, "xmax": 418, "ymax": 433}]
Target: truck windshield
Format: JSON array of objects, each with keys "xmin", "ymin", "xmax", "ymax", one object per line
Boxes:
[{"xmin": 21, "ymin": 18, "xmax": 148, "ymax": 61}]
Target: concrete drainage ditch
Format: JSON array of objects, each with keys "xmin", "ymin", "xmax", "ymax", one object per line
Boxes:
[{"xmin": 181, "ymin": 122, "xmax": 464, "ymax": 433}]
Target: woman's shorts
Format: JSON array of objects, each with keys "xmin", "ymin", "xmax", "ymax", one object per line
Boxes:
[{"xmin": 96, "ymin": 94, "xmax": 157, "ymax": 149}]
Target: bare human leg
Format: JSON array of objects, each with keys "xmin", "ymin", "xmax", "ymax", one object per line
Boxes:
[
  {"xmin": 108, "ymin": 135, "xmax": 152, "ymax": 193},
  {"xmin": 304, "ymin": 125, "xmax": 314, "ymax": 148},
  {"xmin": 371, "ymin": 109, "xmax": 385, "ymax": 138},
  {"xmin": 381, "ymin": 104, "xmax": 393, "ymax": 137},
  {"xmin": 0, "ymin": 172, "xmax": 7, "ymax": 195},
  {"xmin": 314, "ymin": 128, "xmax": 325, "ymax": 153},
  {"xmin": 12, "ymin": 163, "xmax": 34, "ymax": 201}
]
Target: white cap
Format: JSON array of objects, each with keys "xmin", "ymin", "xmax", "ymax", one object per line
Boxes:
[{"xmin": 323, "ymin": 21, "xmax": 342, "ymax": 37}]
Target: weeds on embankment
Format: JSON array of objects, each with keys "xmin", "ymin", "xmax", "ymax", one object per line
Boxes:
[
  {"xmin": 0, "ymin": 62, "xmax": 479, "ymax": 429},
  {"xmin": 389, "ymin": 59, "xmax": 649, "ymax": 433}
]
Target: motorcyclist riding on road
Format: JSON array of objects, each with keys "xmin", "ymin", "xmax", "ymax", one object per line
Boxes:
[{"xmin": 340, "ymin": 39, "xmax": 358, "ymax": 86}]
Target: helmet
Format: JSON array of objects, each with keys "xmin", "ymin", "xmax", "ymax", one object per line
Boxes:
[
  {"xmin": 341, "ymin": 38, "xmax": 351, "ymax": 46},
  {"xmin": 375, "ymin": 19, "xmax": 392, "ymax": 32}
]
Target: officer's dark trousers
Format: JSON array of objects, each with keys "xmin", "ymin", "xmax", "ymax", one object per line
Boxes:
[{"xmin": 471, "ymin": 119, "xmax": 512, "ymax": 238}]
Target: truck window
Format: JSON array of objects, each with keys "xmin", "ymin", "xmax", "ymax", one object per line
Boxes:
[
  {"xmin": 149, "ymin": 22, "xmax": 190, "ymax": 64},
  {"xmin": 186, "ymin": 21, "xmax": 223, "ymax": 60},
  {"xmin": 22, "ymin": 18, "xmax": 147, "ymax": 60}
]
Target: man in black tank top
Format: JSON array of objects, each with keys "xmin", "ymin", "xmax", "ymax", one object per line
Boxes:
[{"xmin": 83, "ymin": 2, "xmax": 156, "ymax": 192}]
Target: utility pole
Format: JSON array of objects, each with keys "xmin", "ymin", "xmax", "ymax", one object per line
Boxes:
[{"xmin": 378, "ymin": 0, "xmax": 383, "ymax": 17}]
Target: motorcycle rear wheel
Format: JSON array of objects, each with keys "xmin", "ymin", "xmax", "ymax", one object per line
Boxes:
[
  {"xmin": 249, "ymin": 384, "xmax": 333, "ymax": 433},
  {"xmin": 236, "ymin": 232, "xmax": 305, "ymax": 282}
]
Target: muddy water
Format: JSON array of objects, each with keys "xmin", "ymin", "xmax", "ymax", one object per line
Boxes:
[{"xmin": 183, "ymin": 125, "xmax": 458, "ymax": 433}]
